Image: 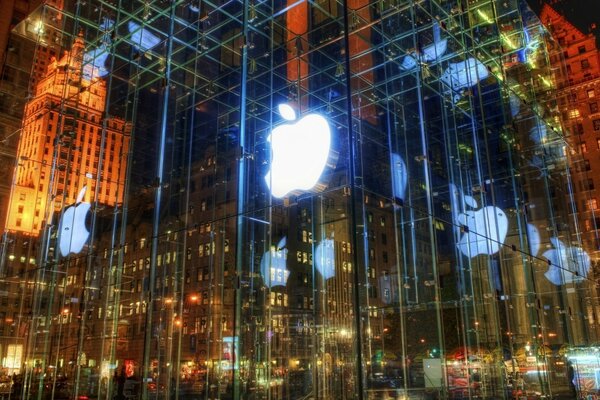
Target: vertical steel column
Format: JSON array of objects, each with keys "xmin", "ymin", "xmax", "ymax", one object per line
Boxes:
[
  {"xmin": 142, "ymin": 5, "xmax": 176, "ymax": 399},
  {"xmin": 233, "ymin": 0, "xmax": 251, "ymax": 397},
  {"xmin": 341, "ymin": 1, "xmax": 366, "ymax": 397}
]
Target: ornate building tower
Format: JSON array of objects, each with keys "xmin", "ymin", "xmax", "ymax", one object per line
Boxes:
[
  {"xmin": 540, "ymin": 3, "xmax": 600, "ymax": 262},
  {"xmin": 5, "ymin": 33, "xmax": 130, "ymax": 235}
]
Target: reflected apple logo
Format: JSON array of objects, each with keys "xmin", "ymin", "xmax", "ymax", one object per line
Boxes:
[
  {"xmin": 83, "ymin": 45, "xmax": 109, "ymax": 80},
  {"xmin": 128, "ymin": 21, "xmax": 161, "ymax": 52},
  {"xmin": 260, "ymin": 237, "xmax": 289, "ymax": 288},
  {"xmin": 265, "ymin": 104, "xmax": 331, "ymax": 198},
  {"xmin": 526, "ymin": 223, "xmax": 541, "ymax": 257},
  {"xmin": 543, "ymin": 237, "xmax": 590, "ymax": 285},
  {"xmin": 440, "ymin": 58, "xmax": 489, "ymax": 103},
  {"xmin": 509, "ymin": 93, "xmax": 520, "ymax": 117},
  {"xmin": 58, "ymin": 186, "xmax": 91, "ymax": 257},
  {"xmin": 391, "ymin": 153, "xmax": 407, "ymax": 202},
  {"xmin": 450, "ymin": 183, "xmax": 508, "ymax": 257},
  {"xmin": 400, "ymin": 21, "xmax": 447, "ymax": 70},
  {"xmin": 315, "ymin": 238, "xmax": 335, "ymax": 280},
  {"xmin": 529, "ymin": 123, "xmax": 548, "ymax": 145}
]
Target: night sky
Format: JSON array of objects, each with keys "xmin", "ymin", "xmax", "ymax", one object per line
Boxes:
[{"xmin": 527, "ymin": 0, "xmax": 600, "ymax": 45}]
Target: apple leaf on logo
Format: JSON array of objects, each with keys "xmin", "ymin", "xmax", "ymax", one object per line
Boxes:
[
  {"xmin": 277, "ymin": 237, "xmax": 286, "ymax": 250},
  {"xmin": 278, "ymin": 104, "xmax": 296, "ymax": 121},
  {"xmin": 463, "ymin": 195, "xmax": 478, "ymax": 209},
  {"xmin": 76, "ymin": 186, "xmax": 87, "ymax": 203}
]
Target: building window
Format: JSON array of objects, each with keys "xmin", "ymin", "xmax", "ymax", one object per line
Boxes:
[
  {"xmin": 588, "ymin": 89, "xmax": 595, "ymax": 98},
  {"xmin": 569, "ymin": 109, "xmax": 580, "ymax": 119},
  {"xmin": 582, "ymin": 178, "xmax": 595, "ymax": 191},
  {"xmin": 578, "ymin": 45, "xmax": 586, "ymax": 54},
  {"xmin": 588, "ymin": 198, "xmax": 598, "ymax": 211},
  {"xmin": 593, "ymin": 119, "xmax": 600, "ymax": 131},
  {"xmin": 581, "ymin": 59, "xmax": 590, "ymax": 69},
  {"xmin": 580, "ymin": 143, "xmax": 587, "ymax": 153},
  {"xmin": 590, "ymin": 103, "xmax": 598, "ymax": 113}
]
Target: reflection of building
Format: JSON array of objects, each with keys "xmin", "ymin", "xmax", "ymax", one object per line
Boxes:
[
  {"xmin": 2, "ymin": 0, "xmax": 600, "ymax": 399},
  {"xmin": 0, "ymin": 0, "xmax": 63, "ymax": 235},
  {"xmin": 540, "ymin": 3, "xmax": 600, "ymax": 261},
  {"xmin": 5, "ymin": 34, "xmax": 130, "ymax": 235},
  {"xmin": 539, "ymin": 4, "xmax": 600, "ymax": 337}
]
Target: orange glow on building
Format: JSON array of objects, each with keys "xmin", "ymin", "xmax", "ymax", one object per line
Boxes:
[
  {"xmin": 541, "ymin": 4, "xmax": 600, "ymax": 256},
  {"xmin": 285, "ymin": 1, "xmax": 375, "ymax": 123},
  {"xmin": 5, "ymin": 33, "xmax": 131, "ymax": 236},
  {"xmin": 347, "ymin": 0, "xmax": 376, "ymax": 124}
]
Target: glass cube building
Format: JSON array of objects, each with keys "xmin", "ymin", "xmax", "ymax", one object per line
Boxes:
[{"xmin": 1, "ymin": 0, "xmax": 599, "ymax": 398}]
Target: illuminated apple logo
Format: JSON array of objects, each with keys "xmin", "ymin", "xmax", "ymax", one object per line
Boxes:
[
  {"xmin": 315, "ymin": 238, "xmax": 335, "ymax": 280},
  {"xmin": 265, "ymin": 104, "xmax": 331, "ymax": 198},
  {"xmin": 543, "ymin": 237, "xmax": 590, "ymax": 285},
  {"xmin": 58, "ymin": 186, "xmax": 91, "ymax": 257},
  {"xmin": 260, "ymin": 237, "xmax": 289, "ymax": 288},
  {"xmin": 450, "ymin": 183, "xmax": 508, "ymax": 257}
]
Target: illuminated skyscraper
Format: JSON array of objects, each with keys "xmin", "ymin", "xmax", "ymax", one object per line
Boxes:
[
  {"xmin": 0, "ymin": 0, "xmax": 63, "ymax": 236},
  {"xmin": 5, "ymin": 33, "xmax": 130, "ymax": 235}
]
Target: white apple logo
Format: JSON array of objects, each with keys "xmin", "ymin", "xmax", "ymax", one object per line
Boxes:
[
  {"xmin": 401, "ymin": 22, "xmax": 447, "ymax": 70},
  {"xmin": 82, "ymin": 18, "xmax": 114, "ymax": 80},
  {"xmin": 529, "ymin": 123, "xmax": 548, "ymax": 145},
  {"xmin": 128, "ymin": 21, "xmax": 161, "ymax": 52},
  {"xmin": 440, "ymin": 58, "xmax": 489, "ymax": 103},
  {"xmin": 265, "ymin": 104, "xmax": 331, "ymax": 198},
  {"xmin": 260, "ymin": 237, "xmax": 289, "ymax": 288},
  {"xmin": 391, "ymin": 153, "xmax": 407, "ymax": 202},
  {"xmin": 449, "ymin": 183, "xmax": 508, "ymax": 257},
  {"xmin": 83, "ymin": 45, "xmax": 109, "ymax": 80},
  {"xmin": 315, "ymin": 238, "xmax": 335, "ymax": 280},
  {"xmin": 526, "ymin": 223, "xmax": 541, "ymax": 256},
  {"xmin": 543, "ymin": 237, "xmax": 590, "ymax": 285},
  {"xmin": 58, "ymin": 186, "xmax": 91, "ymax": 257},
  {"xmin": 509, "ymin": 93, "xmax": 520, "ymax": 117}
]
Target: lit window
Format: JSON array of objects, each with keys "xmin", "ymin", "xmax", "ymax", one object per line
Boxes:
[
  {"xmin": 588, "ymin": 89, "xmax": 595, "ymax": 98},
  {"xmin": 588, "ymin": 198, "xmax": 598, "ymax": 211},
  {"xmin": 569, "ymin": 109, "xmax": 580, "ymax": 119}
]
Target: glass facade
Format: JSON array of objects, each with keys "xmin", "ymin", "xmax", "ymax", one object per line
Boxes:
[{"xmin": 0, "ymin": 0, "xmax": 599, "ymax": 399}]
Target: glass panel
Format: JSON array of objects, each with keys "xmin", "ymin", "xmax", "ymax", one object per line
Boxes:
[{"xmin": 0, "ymin": 0, "xmax": 597, "ymax": 399}]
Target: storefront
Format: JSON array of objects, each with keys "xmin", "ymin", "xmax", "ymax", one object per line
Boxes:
[{"xmin": 0, "ymin": 0, "xmax": 598, "ymax": 399}]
